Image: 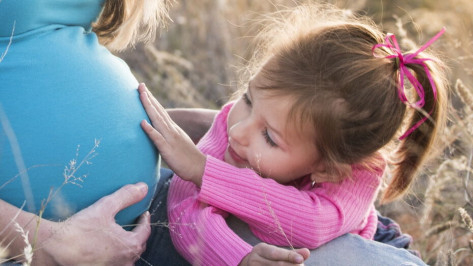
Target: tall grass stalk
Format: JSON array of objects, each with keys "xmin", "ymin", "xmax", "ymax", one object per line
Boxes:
[{"xmin": 0, "ymin": 20, "xmax": 14, "ymax": 63}]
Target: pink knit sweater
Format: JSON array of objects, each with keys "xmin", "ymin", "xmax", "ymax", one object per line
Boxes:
[{"xmin": 167, "ymin": 103, "xmax": 383, "ymax": 266}]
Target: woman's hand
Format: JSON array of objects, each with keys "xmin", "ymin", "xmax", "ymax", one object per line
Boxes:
[
  {"xmin": 139, "ymin": 83, "xmax": 206, "ymax": 187},
  {"xmin": 240, "ymin": 243, "xmax": 310, "ymax": 266},
  {"xmin": 34, "ymin": 183, "xmax": 151, "ymax": 265}
]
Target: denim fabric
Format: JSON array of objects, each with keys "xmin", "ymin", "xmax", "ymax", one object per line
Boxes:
[
  {"xmin": 375, "ymin": 212, "xmax": 422, "ymax": 258},
  {"xmin": 302, "ymin": 233, "xmax": 426, "ymax": 266},
  {"xmin": 227, "ymin": 214, "xmax": 426, "ymax": 266},
  {"xmin": 375, "ymin": 213, "xmax": 412, "ymax": 248},
  {"xmin": 137, "ymin": 168, "xmax": 190, "ymax": 266}
]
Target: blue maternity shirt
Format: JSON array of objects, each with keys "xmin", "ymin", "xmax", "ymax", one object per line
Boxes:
[{"xmin": 0, "ymin": 0, "xmax": 159, "ymax": 225}]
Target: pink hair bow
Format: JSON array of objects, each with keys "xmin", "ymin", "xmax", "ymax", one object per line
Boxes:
[{"xmin": 372, "ymin": 27, "xmax": 445, "ymax": 140}]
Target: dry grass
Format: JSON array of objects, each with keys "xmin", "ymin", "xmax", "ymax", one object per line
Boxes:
[
  {"xmin": 0, "ymin": 141, "xmax": 100, "ymax": 264},
  {"xmin": 120, "ymin": 0, "xmax": 473, "ymax": 265},
  {"xmin": 2, "ymin": 0, "xmax": 473, "ymax": 265},
  {"xmin": 13, "ymin": 223, "xmax": 32, "ymax": 266}
]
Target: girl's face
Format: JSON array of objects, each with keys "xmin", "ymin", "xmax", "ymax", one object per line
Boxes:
[{"xmin": 225, "ymin": 69, "xmax": 324, "ymax": 184}]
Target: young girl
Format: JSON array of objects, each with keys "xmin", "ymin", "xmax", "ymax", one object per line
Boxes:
[{"xmin": 140, "ymin": 4, "xmax": 447, "ymax": 265}]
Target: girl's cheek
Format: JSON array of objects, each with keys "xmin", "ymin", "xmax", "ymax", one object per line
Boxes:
[{"xmin": 252, "ymin": 151, "xmax": 265, "ymax": 168}]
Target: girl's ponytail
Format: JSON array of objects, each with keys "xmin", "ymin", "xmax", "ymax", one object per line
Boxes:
[{"xmin": 381, "ymin": 48, "xmax": 448, "ymax": 203}]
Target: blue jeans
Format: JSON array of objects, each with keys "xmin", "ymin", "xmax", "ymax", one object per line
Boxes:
[
  {"xmin": 298, "ymin": 233, "xmax": 424, "ymax": 266},
  {"xmin": 137, "ymin": 168, "xmax": 427, "ymax": 266},
  {"xmin": 137, "ymin": 168, "xmax": 191, "ymax": 266}
]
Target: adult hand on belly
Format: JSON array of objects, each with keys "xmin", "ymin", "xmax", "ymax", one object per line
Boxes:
[{"xmin": 36, "ymin": 183, "xmax": 151, "ymax": 266}]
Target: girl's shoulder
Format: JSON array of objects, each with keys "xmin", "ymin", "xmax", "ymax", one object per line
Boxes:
[
  {"xmin": 210, "ymin": 101, "xmax": 235, "ymax": 128},
  {"xmin": 350, "ymin": 154, "xmax": 386, "ymax": 189},
  {"xmin": 352, "ymin": 152, "xmax": 386, "ymax": 175}
]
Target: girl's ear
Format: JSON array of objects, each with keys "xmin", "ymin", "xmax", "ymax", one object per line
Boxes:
[
  {"xmin": 310, "ymin": 161, "xmax": 350, "ymax": 183},
  {"xmin": 310, "ymin": 172, "xmax": 336, "ymax": 183},
  {"xmin": 309, "ymin": 161, "xmax": 329, "ymax": 183}
]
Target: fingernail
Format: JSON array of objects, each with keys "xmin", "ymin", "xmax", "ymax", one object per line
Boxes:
[
  {"xmin": 295, "ymin": 254, "xmax": 303, "ymax": 264},
  {"xmin": 136, "ymin": 182, "xmax": 148, "ymax": 193}
]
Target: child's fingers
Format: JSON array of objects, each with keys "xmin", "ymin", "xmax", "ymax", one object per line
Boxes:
[
  {"xmin": 141, "ymin": 120, "xmax": 166, "ymax": 148},
  {"xmin": 142, "ymin": 84, "xmax": 162, "ymax": 109},
  {"xmin": 139, "ymin": 84, "xmax": 167, "ymax": 118},
  {"xmin": 139, "ymin": 84, "xmax": 174, "ymax": 130},
  {"xmin": 139, "ymin": 92, "xmax": 163, "ymax": 128},
  {"xmin": 138, "ymin": 84, "xmax": 162, "ymax": 118},
  {"xmin": 295, "ymin": 248, "xmax": 310, "ymax": 261},
  {"xmin": 253, "ymin": 243, "xmax": 305, "ymax": 264},
  {"xmin": 137, "ymin": 83, "xmax": 146, "ymax": 93},
  {"xmin": 139, "ymin": 88, "xmax": 170, "ymax": 132}
]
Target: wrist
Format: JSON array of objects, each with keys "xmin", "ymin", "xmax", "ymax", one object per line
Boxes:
[
  {"xmin": 192, "ymin": 153, "xmax": 207, "ymax": 187},
  {"xmin": 0, "ymin": 201, "xmax": 58, "ymax": 265},
  {"xmin": 31, "ymin": 219, "xmax": 62, "ymax": 265},
  {"xmin": 238, "ymin": 254, "xmax": 249, "ymax": 266}
]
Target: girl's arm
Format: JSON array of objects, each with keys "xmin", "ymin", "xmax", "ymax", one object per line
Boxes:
[
  {"xmin": 168, "ymin": 175, "xmax": 309, "ymax": 266},
  {"xmin": 0, "ymin": 183, "xmax": 150, "ymax": 265},
  {"xmin": 167, "ymin": 176, "xmax": 252, "ymax": 265},
  {"xmin": 198, "ymin": 157, "xmax": 381, "ymax": 248}
]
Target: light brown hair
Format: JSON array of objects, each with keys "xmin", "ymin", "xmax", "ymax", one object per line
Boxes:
[
  {"xmin": 92, "ymin": 0, "xmax": 173, "ymax": 51},
  {"xmin": 244, "ymin": 4, "xmax": 448, "ymax": 202}
]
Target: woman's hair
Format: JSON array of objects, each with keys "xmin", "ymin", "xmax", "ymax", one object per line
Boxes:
[
  {"xmin": 92, "ymin": 0, "xmax": 173, "ymax": 51},
  {"xmin": 245, "ymin": 4, "xmax": 448, "ymax": 202}
]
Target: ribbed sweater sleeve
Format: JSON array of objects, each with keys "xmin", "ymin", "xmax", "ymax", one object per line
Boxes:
[
  {"xmin": 167, "ymin": 103, "xmax": 252, "ymax": 265},
  {"xmin": 167, "ymin": 177, "xmax": 252, "ymax": 266},
  {"xmin": 199, "ymin": 156, "xmax": 382, "ymax": 249}
]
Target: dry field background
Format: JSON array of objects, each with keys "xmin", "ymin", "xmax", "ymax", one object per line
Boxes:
[
  {"xmin": 2, "ymin": 0, "xmax": 472, "ymax": 265},
  {"xmin": 119, "ymin": 0, "xmax": 473, "ymax": 265}
]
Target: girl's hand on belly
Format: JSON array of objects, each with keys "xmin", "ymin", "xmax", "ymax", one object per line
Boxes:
[{"xmin": 139, "ymin": 83, "xmax": 206, "ymax": 187}]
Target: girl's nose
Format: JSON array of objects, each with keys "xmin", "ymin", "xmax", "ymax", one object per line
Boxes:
[{"xmin": 228, "ymin": 120, "xmax": 250, "ymax": 147}]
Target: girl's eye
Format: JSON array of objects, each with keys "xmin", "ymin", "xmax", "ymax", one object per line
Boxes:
[
  {"xmin": 242, "ymin": 93, "xmax": 252, "ymax": 106},
  {"xmin": 262, "ymin": 129, "xmax": 277, "ymax": 147}
]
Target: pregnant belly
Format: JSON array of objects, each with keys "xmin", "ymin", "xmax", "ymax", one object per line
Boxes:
[{"xmin": 0, "ymin": 26, "xmax": 159, "ymax": 226}]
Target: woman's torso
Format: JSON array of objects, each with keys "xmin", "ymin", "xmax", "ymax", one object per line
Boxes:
[{"xmin": 0, "ymin": 0, "xmax": 159, "ymax": 225}]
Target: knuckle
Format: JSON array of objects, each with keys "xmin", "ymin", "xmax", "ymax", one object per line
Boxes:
[
  {"xmin": 142, "ymin": 243, "xmax": 147, "ymax": 253},
  {"xmin": 254, "ymin": 242, "xmax": 265, "ymax": 251},
  {"xmin": 144, "ymin": 225, "xmax": 151, "ymax": 237},
  {"xmin": 131, "ymin": 236, "xmax": 147, "ymax": 255},
  {"xmin": 94, "ymin": 195, "xmax": 114, "ymax": 213},
  {"xmin": 247, "ymin": 255, "xmax": 257, "ymax": 265},
  {"xmin": 131, "ymin": 241, "xmax": 142, "ymax": 253},
  {"xmin": 124, "ymin": 242, "xmax": 142, "ymax": 261},
  {"xmin": 269, "ymin": 248, "xmax": 279, "ymax": 258},
  {"xmin": 122, "ymin": 184, "xmax": 139, "ymax": 194}
]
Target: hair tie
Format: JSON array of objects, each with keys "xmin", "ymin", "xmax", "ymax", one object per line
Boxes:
[
  {"xmin": 372, "ymin": 27, "xmax": 446, "ymax": 140},
  {"xmin": 393, "ymin": 56, "xmax": 400, "ymax": 70}
]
